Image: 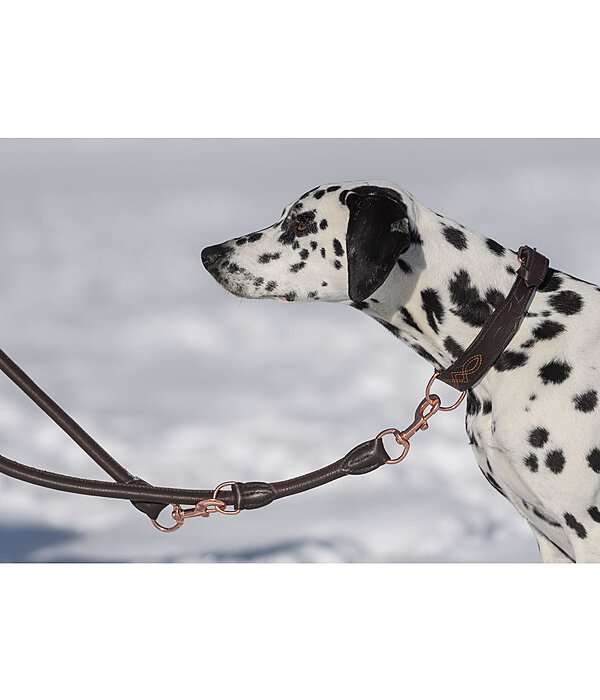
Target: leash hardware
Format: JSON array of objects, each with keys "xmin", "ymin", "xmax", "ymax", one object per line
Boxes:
[
  {"xmin": 151, "ymin": 498, "xmax": 227, "ymax": 533},
  {"xmin": 377, "ymin": 395, "xmax": 441, "ymax": 465},
  {"xmin": 377, "ymin": 372, "xmax": 467, "ymax": 465},
  {"xmin": 425, "ymin": 372, "xmax": 467, "ymax": 411},
  {"xmin": 212, "ymin": 481, "xmax": 241, "ymax": 515},
  {"xmin": 151, "ymin": 481, "xmax": 242, "ymax": 532}
]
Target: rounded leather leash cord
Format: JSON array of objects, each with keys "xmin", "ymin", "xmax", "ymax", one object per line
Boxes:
[{"xmin": 0, "ymin": 246, "xmax": 549, "ymax": 533}]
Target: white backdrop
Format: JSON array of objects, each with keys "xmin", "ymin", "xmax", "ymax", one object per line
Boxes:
[{"xmin": 1, "ymin": 138, "xmax": 599, "ymax": 562}]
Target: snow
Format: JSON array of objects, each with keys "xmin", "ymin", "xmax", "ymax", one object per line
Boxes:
[{"xmin": 1, "ymin": 138, "xmax": 599, "ymax": 562}]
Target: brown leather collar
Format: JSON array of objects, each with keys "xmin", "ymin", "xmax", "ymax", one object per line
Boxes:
[{"xmin": 437, "ymin": 246, "xmax": 550, "ymax": 392}]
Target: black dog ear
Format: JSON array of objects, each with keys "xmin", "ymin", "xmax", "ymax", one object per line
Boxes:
[{"xmin": 345, "ymin": 186, "xmax": 412, "ymax": 303}]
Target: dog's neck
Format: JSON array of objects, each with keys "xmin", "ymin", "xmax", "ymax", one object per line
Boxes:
[{"xmin": 356, "ymin": 199, "xmax": 522, "ymax": 374}]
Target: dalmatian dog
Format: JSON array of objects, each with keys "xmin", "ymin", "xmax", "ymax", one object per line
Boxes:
[{"xmin": 201, "ymin": 180, "xmax": 600, "ymax": 563}]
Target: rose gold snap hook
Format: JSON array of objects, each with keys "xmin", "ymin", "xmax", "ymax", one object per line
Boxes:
[
  {"xmin": 213, "ymin": 481, "xmax": 241, "ymax": 515},
  {"xmin": 150, "ymin": 498, "xmax": 228, "ymax": 533},
  {"xmin": 425, "ymin": 372, "xmax": 467, "ymax": 411}
]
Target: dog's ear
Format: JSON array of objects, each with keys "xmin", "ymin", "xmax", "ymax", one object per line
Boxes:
[{"xmin": 345, "ymin": 186, "xmax": 412, "ymax": 303}]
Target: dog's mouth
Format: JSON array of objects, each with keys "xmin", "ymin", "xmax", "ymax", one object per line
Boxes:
[{"xmin": 208, "ymin": 269, "xmax": 296, "ymax": 303}]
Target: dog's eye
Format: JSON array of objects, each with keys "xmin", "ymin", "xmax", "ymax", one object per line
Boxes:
[{"xmin": 297, "ymin": 224, "xmax": 306, "ymax": 232}]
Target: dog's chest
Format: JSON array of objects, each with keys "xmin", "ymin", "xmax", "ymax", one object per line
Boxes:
[{"xmin": 464, "ymin": 380, "xmax": 575, "ymax": 538}]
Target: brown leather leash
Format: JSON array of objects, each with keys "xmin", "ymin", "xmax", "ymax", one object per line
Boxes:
[{"xmin": 0, "ymin": 246, "xmax": 549, "ymax": 533}]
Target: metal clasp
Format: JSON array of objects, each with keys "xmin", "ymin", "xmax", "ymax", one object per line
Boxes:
[
  {"xmin": 151, "ymin": 498, "xmax": 226, "ymax": 533},
  {"xmin": 150, "ymin": 482, "xmax": 241, "ymax": 533},
  {"xmin": 377, "ymin": 372, "xmax": 466, "ymax": 465}
]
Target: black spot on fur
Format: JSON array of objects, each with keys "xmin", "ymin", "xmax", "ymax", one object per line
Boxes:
[
  {"xmin": 528, "ymin": 427, "xmax": 549, "ymax": 448},
  {"xmin": 564, "ymin": 512, "xmax": 587, "ymax": 539},
  {"xmin": 485, "ymin": 288, "xmax": 505, "ymax": 311},
  {"xmin": 321, "ymin": 281, "xmax": 328, "ymax": 287},
  {"xmin": 283, "ymin": 291, "xmax": 297, "ymax": 302},
  {"xmin": 412, "ymin": 344, "xmax": 440, "ymax": 368},
  {"xmin": 258, "ymin": 252, "xmax": 280, "ymax": 264},
  {"xmin": 529, "ymin": 394, "xmax": 537, "ymax": 401},
  {"xmin": 351, "ymin": 301, "xmax": 369, "ymax": 311},
  {"xmin": 253, "ymin": 277, "xmax": 264, "ymax": 287},
  {"xmin": 539, "ymin": 360, "xmax": 572, "ymax": 385},
  {"xmin": 588, "ymin": 506, "xmax": 600, "ymax": 522},
  {"xmin": 524, "ymin": 454, "xmax": 539, "ymax": 472},
  {"xmin": 292, "ymin": 241, "xmax": 300, "ymax": 250},
  {"xmin": 326, "ymin": 185, "xmax": 341, "ymax": 193},
  {"xmin": 299, "ymin": 187, "xmax": 318, "ymax": 200},
  {"xmin": 290, "ymin": 261, "xmax": 306, "ymax": 273},
  {"xmin": 549, "ymin": 290, "xmax": 583, "ymax": 316},
  {"xmin": 319, "ymin": 219, "xmax": 328, "ymax": 230},
  {"xmin": 320, "ymin": 247, "xmax": 326, "ymax": 259},
  {"xmin": 482, "ymin": 400, "xmax": 492, "ymax": 415},
  {"xmin": 265, "ymin": 281, "xmax": 277, "ymax": 292},
  {"xmin": 400, "ymin": 307, "xmax": 422, "ymax": 333},
  {"xmin": 546, "ymin": 449, "xmax": 565, "ymax": 474},
  {"xmin": 449, "ymin": 269, "xmax": 495, "ymax": 327},
  {"xmin": 538, "ymin": 269, "xmax": 562, "ymax": 293},
  {"xmin": 299, "ymin": 248, "xmax": 309, "ymax": 260},
  {"xmin": 308, "ymin": 291, "xmax": 319, "ymax": 299},
  {"xmin": 494, "ymin": 350, "xmax": 528, "ymax": 372},
  {"xmin": 443, "ymin": 226, "xmax": 468, "ymax": 250},
  {"xmin": 333, "ymin": 238, "xmax": 344, "ymax": 257},
  {"xmin": 573, "ymin": 389, "xmax": 598, "ymax": 413},
  {"xmin": 443, "ymin": 336, "xmax": 464, "ymax": 359},
  {"xmin": 247, "ymin": 232, "xmax": 263, "ymax": 243},
  {"xmin": 532, "ymin": 507, "xmax": 561, "ymax": 527},
  {"xmin": 586, "ymin": 448, "xmax": 600, "ymax": 473},
  {"xmin": 532, "ymin": 320, "xmax": 565, "ymax": 341},
  {"xmin": 236, "ymin": 237, "xmax": 248, "ymax": 246},
  {"xmin": 506, "ymin": 265, "xmax": 516, "ymax": 275},
  {"xmin": 397, "ymin": 259, "xmax": 413, "ymax": 275},
  {"xmin": 333, "ymin": 259, "xmax": 342, "ymax": 270},
  {"xmin": 310, "ymin": 241, "xmax": 318, "ymax": 250},
  {"xmin": 466, "ymin": 392, "xmax": 481, "ymax": 416},
  {"xmin": 314, "ymin": 190, "xmax": 325, "ymax": 199},
  {"xmin": 486, "ymin": 238, "xmax": 505, "ymax": 256},
  {"xmin": 278, "ymin": 210, "xmax": 317, "ymax": 245},
  {"xmin": 421, "ymin": 288, "xmax": 445, "ymax": 334},
  {"xmin": 376, "ymin": 319, "xmax": 401, "ymax": 338}
]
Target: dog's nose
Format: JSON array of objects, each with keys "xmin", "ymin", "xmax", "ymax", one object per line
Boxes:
[{"xmin": 201, "ymin": 243, "xmax": 227, "ymax": 269}]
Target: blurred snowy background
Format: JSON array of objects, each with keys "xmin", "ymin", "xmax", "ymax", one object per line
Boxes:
[{"xmin": 1, "ymin": 138, "xmax": 599, "ymax": 563}]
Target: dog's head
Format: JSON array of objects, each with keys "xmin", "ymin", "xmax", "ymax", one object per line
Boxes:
[{"xmin": 201, "ymin": 180, "xmax": 416, "ymax": 304}]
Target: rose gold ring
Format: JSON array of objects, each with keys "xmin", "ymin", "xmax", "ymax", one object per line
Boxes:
[
  {"xmin": 213, "ymin": 481, "xmax": 241, "ymax": 515},
  {"xmin": 425, "ymin": 372, "xmax": 467, "ymax": 412},
  {"xmin": 151, "ymin": 504, "xmax": 184, "ymax": 533},
  {"xmin": 376, "ymin": 428, "xmax": 410, "ymax": 464}
]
